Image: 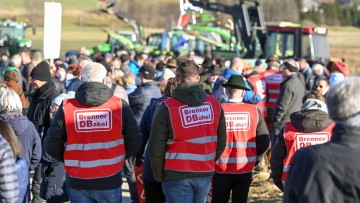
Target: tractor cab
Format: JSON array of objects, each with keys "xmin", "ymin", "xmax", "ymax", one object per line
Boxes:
[{"xmin": 265, "ymin": 22, "xmax": 331, "ymax": 61}]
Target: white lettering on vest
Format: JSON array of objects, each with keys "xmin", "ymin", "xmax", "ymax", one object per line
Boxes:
[
  {"xmin": 75, "ymin": 109, "xmax": 112, "ymax": 132},
  {"xmin": 180, "ymin": 103, "xmax": 214, "ymax": 128},
  {"xmin": 265, "ymin": 74, "xmax": 283, "ymax": 84},
  {"xmin": 225, "ymin": 112, "xmax": 250, "ymax": 131},
  {"xmin": 295, "ymin": 133, "xmax": 330, "ymax": 151}
]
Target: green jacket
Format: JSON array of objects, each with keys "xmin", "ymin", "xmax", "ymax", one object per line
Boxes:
[{"xmin": 149, "ymin": 83, "xmax": 226, "ymax": 182}]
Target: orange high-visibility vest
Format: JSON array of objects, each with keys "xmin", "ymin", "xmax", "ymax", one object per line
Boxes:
[
  {"xmin": 216, "ymin": 103, "xmax": 258, "ymax": 174},
  {"xmin": 281, "ymin": 122, "xmax": 335, "ymax": 185},
  {"xmin": 261, "ymin": 69, "xmax": 283, "ymax": 109},
  {"xmin": 63, "ymin": 96, "xmax": 125, "ymax": 179},
  {"xmin": 164, "ymin": 95, "xmax": 221, "ymax": 173},
  {"xmin": 247, "ymin": 74, "xmax": 267, "ymax": 118}
]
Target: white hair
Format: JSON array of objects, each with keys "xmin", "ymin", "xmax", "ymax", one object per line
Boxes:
[
  {"xmin": 0, "ymin": 90, "xmax": 22, "ymax": 112},
  {"xmin": 312, "ymin": 64, "xmax": 324, "ymax": 76},
  {"xmin": 326, "ymin": 77, "xmax": 360, "ymax": 124},
  {"xmin": 81, "ymin": 62, "xmax": 107, "ymax": 83}
]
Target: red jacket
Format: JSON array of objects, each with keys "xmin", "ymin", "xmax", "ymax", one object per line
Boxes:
[
  {"xmin": 63, "ymin": 96, "xmax": 125, "ymax": 179},
  {"xmin": 164, "ymin": 95, "xmax": 221, "ymax": 173},
  {"xmin": 281, "ymin": 122, "xmax": 335, "ymax": 184},
  {"xmin": 216, "ymin": 103, "xmax": 258, "ymax": 174}
]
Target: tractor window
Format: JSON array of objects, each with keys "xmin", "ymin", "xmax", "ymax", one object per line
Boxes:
[
  {"xmin": 301, "ymin": 35, "xmax": 312, "ymax": 59},
  {"xmin": 266, "ymin": 32, "xmax": 295, "ymax": 59},
  {"xmin": 311, "ymin": 34, "xmax": 331, "ymax": 60},
  {"xmin": 0, "ymin": 26, "xmax": 24, "ymax": 39}
]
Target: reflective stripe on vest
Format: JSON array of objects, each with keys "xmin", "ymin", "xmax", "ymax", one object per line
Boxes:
[
  {"xmin": 281, "ymin": 122, "xmax": 335, "ymax": 185},
  {"xmin": 247, "ymin": 74, "xmax": 267, "ymax": 118},
  {"xmin": 164, "ymin": 95, "xmax": 221, "ymax": 173},
  {"xmin": 216, "ymin": 103, "xmax": 258, "ymax": 174},
  {"xmin": 63, "ymin": 96, "xmax": 125, "ymax": 179}
]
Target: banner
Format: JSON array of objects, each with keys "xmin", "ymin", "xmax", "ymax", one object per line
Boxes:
[{"xmin": 44, "ymin": 2, "xmax": 62, "ymax": 59}]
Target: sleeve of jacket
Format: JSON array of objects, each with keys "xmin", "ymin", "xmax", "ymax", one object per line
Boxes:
[
  {"xmin": 43, "ymin": 104, "xmax": 67, "ymax": 162},
  {"xmin": 216, "ymin": 107, "xmax": 226, "ymax": 160},
  {"xmin": 272, "ymin": 84, "xmax": 292, "ymax": 136},
  {"xmin": 149, "ymin": 104, "xmax": 169, "ymax": 182},
  {"xmin": 138, "ymin": 106, "xmax": 151, "ymax": 162},
  {"xmin": 121, "ymin": 99, "xmax": 142, "ymax": 158},
  {"xmin": 243, "ymin": 80, "xmax": 261, "ymax": 104},
  {"xmin": 270, "ymin": 127, "xmax": 287, "ymax": 191},
  {"xmin": 30, "ymin": 128, "xmax": 42, "ymax": 171},
  {"xmin": 256, "ymin": 109, "xmax": 270, "ymax": 161}
]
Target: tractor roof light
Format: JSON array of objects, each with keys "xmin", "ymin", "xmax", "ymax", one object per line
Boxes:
[{"xmin": 314, "ymin": 27, "xmax": 327, "ymax": 35}]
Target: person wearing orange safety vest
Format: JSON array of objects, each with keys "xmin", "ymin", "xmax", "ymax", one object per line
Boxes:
[
  {"xmin": 212, "ymin": 75, "xmax": 270, "ymax": 203},
  {"xmin": 260, "ymin": 55, "xmax": 282, "ymax": 130},
  {"xmin": 271, "ymin": 91, "xmax": 334, "ymax": 191},
  {"xmin": 149, "ymin": 60, "xmax": 226, "ymax": 203},
  {"xmin": 44, "ymin": 62, "xmax": 141, "ymax": 202}
]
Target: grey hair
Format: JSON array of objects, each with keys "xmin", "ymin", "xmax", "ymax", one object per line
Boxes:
[
  {"xmin": 326, "ymin": 77, "xmax": 360, "ymax": 123},
  {"xmin": 0, "ymin": 90, "xmax": 22, "ymax": 112},
  {"xmin": 81, "ymin": 62, "xmax": 107, "ymax": 83}
]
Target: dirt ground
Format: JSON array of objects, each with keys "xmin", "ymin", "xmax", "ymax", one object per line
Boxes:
[{"xmin": 248, "ymin": 171, "xmax": 283, "ymax": 203}]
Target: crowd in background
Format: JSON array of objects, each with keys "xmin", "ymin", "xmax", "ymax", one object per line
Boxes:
[{"xmin": 0, "ymin": 45, "xmax": 355, "ymax": 203}]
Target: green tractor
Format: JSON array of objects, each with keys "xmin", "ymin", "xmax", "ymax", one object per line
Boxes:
[{"xmin": 0, "ymin": 20, "xmax": 34, "ymax": 56}]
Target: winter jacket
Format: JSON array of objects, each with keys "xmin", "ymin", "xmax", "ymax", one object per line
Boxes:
[
  {"xmin": 129, "ymin": 60, "xmax": 141, "ymax": 76},
  {"xmin": 66, "ymin": 77, "xmax": 81, "ymax": 92},
  {"xmin": 212, "ymin": 68, "xmax": 261, "ymax": 104},
  {"xmin": 44, "ymin": 82, "xmax": 141, "ymax": 190},
  {"xmin": 284, "ymin": 123, "xmax": 360, "ymax": 203},
  {"xmin": 300, "ymin": 66, "xmax": 315, "ymax": 91},
  {"xmin": 27, "ymin": 81, "xmax": 59, "ymax": 138},
  {"xmin": 0, "ymin": 135, "xmax": 18, "ymax": 202},
  {"xmin": 0, "ymin": 111, "xmax": 41, "ymax": 171},
  {"xmin": 149, "ymin": 83, "xmax": 227, "ymax": 182},
  {"xmin": 271, "ymin": 109, "xmax": 333, "ymax": 191},
  {"xmin": 140, "ymin": 97, "xmax": 167, "ymax": 181},
  {"xmin": 271, "ymin": 74, "xmax": 305, "ymax": 137},
  {"xmin": 128, "ymin": 81, "xmax": 161, "ymax": 125}
]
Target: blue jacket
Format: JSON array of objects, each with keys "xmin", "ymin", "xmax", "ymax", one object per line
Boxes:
[
  {"xmin": 15, "ymin": 157, "xmax": 29, "ymax": 203},
  {"xmin": 0, "ymin": 111, "xmax": 41, "ymax": 171},
  {"xmin": 212, "ymin": 68, "xmax": 261, "ymax": 104},
  {"xmin": 139, "ymin": 97, "xmax": 167, "ymax": 181},
  {"xmin": 129, "ymin": 60, "xmax": 141, "ymax": 76},
  {"xmin": 128, "ymin": 81, "xmax": 162, "ymax": 125},
  {"xmin": 40, "ymin": 162, "xmax": 69, "ymax": 202}
]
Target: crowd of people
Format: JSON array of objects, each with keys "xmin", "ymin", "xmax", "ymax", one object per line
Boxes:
[{"xmin": 0, "ymin": 46, "xmax": 358, "ymax": 203}]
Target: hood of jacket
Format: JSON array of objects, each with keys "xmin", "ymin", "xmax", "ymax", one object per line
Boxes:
[
  {"xmin": 221, "ymin": 68, "xmax": 241, "ymax": 80},
  {"xmin": 0, "ymin": 111, "xmax": 30, "ymax": 135},
  {"xmin": 290, "ymin": 109, "xmax": 333, "ymax": 132},
  {"xmin": 171, "ymin": 83, "xmax": 207, "ymax": 107},
  {"xmin": 75, "ymin": 82, "xmax": 113, "ymax": 107}
]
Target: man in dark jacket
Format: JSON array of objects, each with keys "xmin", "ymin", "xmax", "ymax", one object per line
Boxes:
[
  {"xmin": 128, "ymin": 64, "xmax": 161, "ymax": 203},
  {"xmin": 271, "ymin": 59, "xmax": 305, "ymax": 145},
  {"xmin": 271, "ymin": 91, "xmax": 334, "ymax": 191},
  {"xmin": 27, "ymin": 60, "xmax": 59, "ymax": 203},
  {"xmin": 149, "ymin": 60, "xmax": 226, "ymax": 203},
  {"xmin": 44, "ymin": 62, "xmax": 141, "ymax": 202},
  {"xmin": 284, "ymin": 77, "xmax": 360, "ymax": 203}
]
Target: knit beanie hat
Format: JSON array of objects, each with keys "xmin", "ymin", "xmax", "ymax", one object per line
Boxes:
[
  {"xmin": 301, "ymin": 98, "xmax": 328, "ymax": 113},
  {"xmin": 30, "ymin": 60, "xmax": 52, "ymax": 82}
]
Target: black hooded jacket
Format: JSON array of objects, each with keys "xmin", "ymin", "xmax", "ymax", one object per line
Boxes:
[
  {"xmin": 271, "ymin": 109, "xmax": 333, "ymax": 191},
  {"xmin": 44, "ymin": 82, "xmax": 141, "ymax": 190}
]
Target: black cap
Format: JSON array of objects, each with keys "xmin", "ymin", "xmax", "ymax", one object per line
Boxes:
[
  {"xmin": 222, "ymin": 75, "xmax": 250, "ymax": 91},
  {"xmin": 120, "ymin": 54, "xmax": 129, "ymax": 63},
  {"xmin": 139, "ymin": 65, "xmax": 156, "ymax": 80},
  {"xmin": 30, "ymin": 60, "xmax": 52, "ymax": 82},
  {"xmin": 255, "ymin": 59, "xmax": 262, "ymax": 66}
]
